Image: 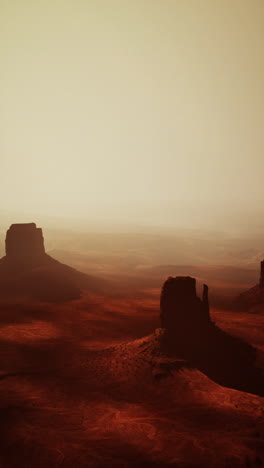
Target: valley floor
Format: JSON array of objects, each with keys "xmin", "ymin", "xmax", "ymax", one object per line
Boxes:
[{"xmin": 0, "ymin": 291, "xmax": 263, "ymax": 467}]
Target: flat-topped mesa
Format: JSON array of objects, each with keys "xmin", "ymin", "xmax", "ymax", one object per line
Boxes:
[
  {"xmin": 259, "ymin": 260, "xmax": 264, "ymax": 288},
  {"xmin": 5, "ymin": 223, "xmax": 45, "ymax": 262},
  {"xmin": 160, "ymin": 276, "xmax": 210, "ymax": 331}
]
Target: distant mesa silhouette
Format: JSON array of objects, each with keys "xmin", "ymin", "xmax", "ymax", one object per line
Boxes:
[
  {"xmin": 0, "ymin": 223, "xmax": 107, "ymax": 302},
  {"xmin": 159, "ymin": 276, "xmax": 264, "ymax": 396},
  {"xmin": 233, "ymin": 260, "xmax": 264, "ymax": 312}
]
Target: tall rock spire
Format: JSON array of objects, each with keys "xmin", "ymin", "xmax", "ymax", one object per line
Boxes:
[
  {"xmin": 260, "ymin": 260, "xmax": 264, "ymax": 288},
  {"xmin": 202, "ymin": 284, "xmax": 210, "ymax": 320}
]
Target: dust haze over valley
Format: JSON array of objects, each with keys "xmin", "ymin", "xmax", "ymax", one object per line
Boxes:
[
  {"xmin": 1, "ymin": 0, "xmax": 264, "ymax": 466},
  {"xmin": 0, "ymin": 220, "xmax": 263, "ymax": 467},
  {"xmin": 1, "ymin": 0, "xmax": 264, "ymax": 303},
  {"xmin": 1, "ymin": 218, "xmax": 263, "ymax": 302}
]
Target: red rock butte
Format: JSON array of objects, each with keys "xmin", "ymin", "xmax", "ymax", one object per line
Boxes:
[
  {"xmin": 0, "ymin": 222, "xmax": 108, "ymax": 301},
  {"xmin": 233, "ymin": 260, "xmax": 264, "ymax": 311},
  {"xmin": 160, "ymin": 276, "xmax": 210, "ymax": 331},
  {"xmin": 5, "ymin": 223, "xmax": 45, "ymax": 262}
]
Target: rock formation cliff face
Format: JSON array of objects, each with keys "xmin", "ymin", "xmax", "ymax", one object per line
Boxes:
[
  {"xmin": 0, "ymin": 223, "xmax": 107, "ymax": 302},
  {"xmin": 5, "ymin": 223, "xmax": 45, "ymax": 264},
  {"xmin": 160, "ymin": 276, "xmax": 210, "ymax": 331},
  {"xmin": 259, "ymin": 260, "xmax": 264, "ymax": 288},
  {"xmin": 233, "ymin": 260, "xmax": 264, "ymax": 311},
  {"xmin": 159, "ymin": 275, "xmax": 264, "ymax": 395}
]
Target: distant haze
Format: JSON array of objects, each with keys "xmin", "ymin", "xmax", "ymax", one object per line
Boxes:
[{"xmin": 1, "ymin": 0, "xmax": 264, "ymax": 231}]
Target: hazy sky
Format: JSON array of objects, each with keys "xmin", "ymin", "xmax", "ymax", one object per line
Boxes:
[{"xmin": 1, "ymin": 0, "xmax": 264, "ymax": 229}]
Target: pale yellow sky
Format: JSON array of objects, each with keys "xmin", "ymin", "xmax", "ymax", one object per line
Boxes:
[{"xmin": 1, "ymin": 0, "xmax": 264, "ymax": 229}]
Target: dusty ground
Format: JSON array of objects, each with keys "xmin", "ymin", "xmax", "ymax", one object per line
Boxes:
[{"xmin": 0, "ymin": 289, "xmax": 263, "ymax": 468}]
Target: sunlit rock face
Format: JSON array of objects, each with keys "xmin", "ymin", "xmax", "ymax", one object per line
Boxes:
[
  {"xmin": 5, "ymin": 223, "xmax": 45, "ymax": 265},
  {"xmin": 160, "ymin": 276, "xmax": 210, "ymax": 332}
]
